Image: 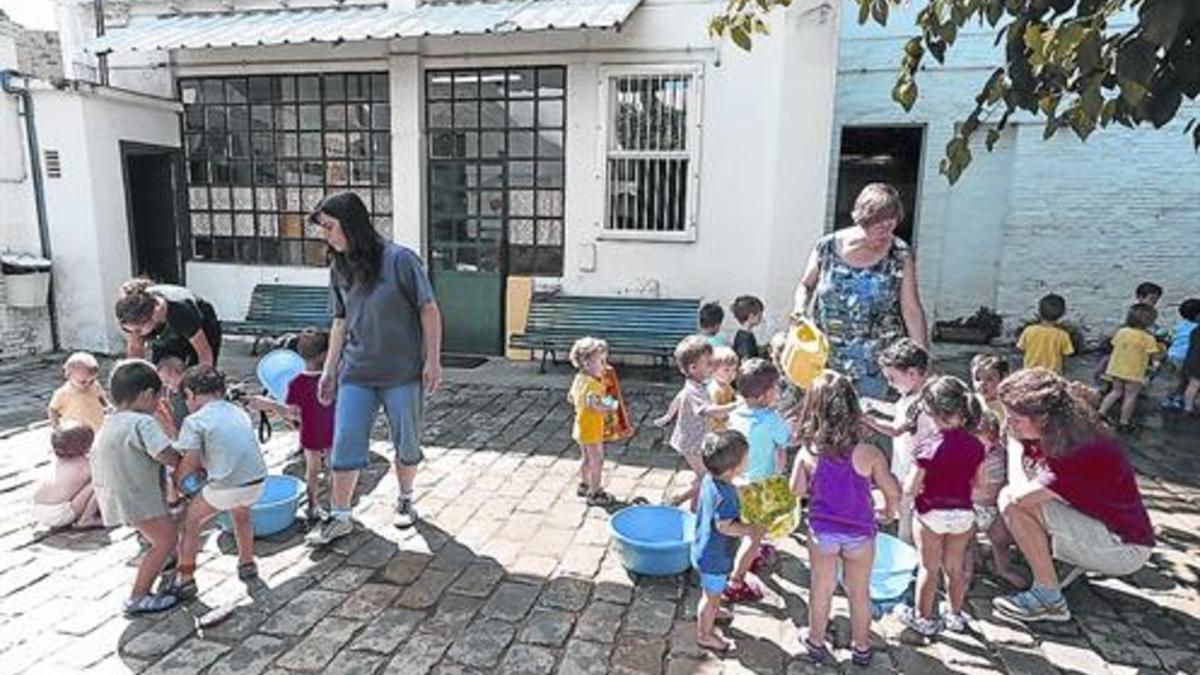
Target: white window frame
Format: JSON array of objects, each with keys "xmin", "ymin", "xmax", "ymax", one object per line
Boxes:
[{"xmin": 597, "ymin": 64, "xmax": 703, "ymax": 242}]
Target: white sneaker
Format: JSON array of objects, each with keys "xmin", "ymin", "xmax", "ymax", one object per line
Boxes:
[
  {"xmin": 393, "ymin": 497, "xmax": 418, "ymax": 529},
  {"xmin": 895, "ymin": 604, "xmax": 942, "ymax": 637},
  {"xmin": 304, "ymin": 515, "xmax": 353, "ymax": 546},
  {"xmin": 943, "ymin": 610, "xmax": 969, "ymax": 633}
]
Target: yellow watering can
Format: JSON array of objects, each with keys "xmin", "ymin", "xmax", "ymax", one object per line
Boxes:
[{"xmin": 781, "ymin": 318, "xmax": 829, "ymax": 389}]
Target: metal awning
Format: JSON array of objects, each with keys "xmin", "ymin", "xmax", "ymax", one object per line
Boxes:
[{"xmin": 87, "ymin": 0, "xmax": 643, "ymax": 53}]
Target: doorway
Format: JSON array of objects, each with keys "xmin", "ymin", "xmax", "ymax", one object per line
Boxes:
[
  {"xmin": 122, "ymin": 142, "xmax": 185, "ymax": 285},
  {"xmin": 833, "ymin": 126, "xmax": 924, "ymax": 243}
]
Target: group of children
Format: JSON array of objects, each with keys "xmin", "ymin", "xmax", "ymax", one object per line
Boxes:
[
  {"xmin": 30, "ymin": 328, "xmax": 336, "ymax": 616},
  {"xmin": 1017, "ymin": 282, "xmax": 1200, "ymax": 429}
]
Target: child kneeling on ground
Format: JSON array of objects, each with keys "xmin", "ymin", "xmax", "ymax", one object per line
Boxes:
[
  {"xmin": 791, "ymin": 371, "xmax": 900, "ymax": 666},
  {"xmin": 171, "ymin": 365, "xmax": 269, "ymax": 600},
  {"xmin": 90, "ymin": 360, "xmax": 183, "ymax": 615},
  {"xmin": 692, "ymin": 429, "xmax": 764, "ymax": 653}
]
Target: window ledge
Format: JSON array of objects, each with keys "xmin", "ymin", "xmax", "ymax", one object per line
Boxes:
[{"xmin": 595, "ymin": 229, "xmax": 696, "ymax": 243}]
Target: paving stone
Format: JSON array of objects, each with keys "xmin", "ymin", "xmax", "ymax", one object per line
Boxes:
[
  {"xmin": 260, "ymin": 588, "xmax": 347, "ymax": 636},
  {"xmin": 397, "ymin": 568, "xmax": 459, "ymax": 609},
  {"xmin": 449, "ymin": 561, "xmax": 506, "ymax": 598},
  {"xmin": 121, "ymin": 612, "xmax": 196, "ymax": 660},
  {"xmin": 446, "ymin": 618, "xmax": 516, "ymax": 668},
  {"xmin": 380, "ymin": 632, "xmax": 451, "ymax": 675},
  {"xmin": 142, "ymin": 638, "xmax": 230, "ymax": 675},
  {"xmin": 1038, "ymin": 637, "xmax": 1113, "ymax": 674},
  {"xmin": 666, "ymin": 657, "xmax": 720, "ymax": 675},
  {"xmin": 992, "ymin": 646, "xmax": 1061, "ymax": 675},
  {"xmin": 498, "ymin": 643, "xmax": 558, "ymax": 675},
  {"xmin": 511, "ymin": 555, "xmax": 559, "ymax": 579},
  {"xmin": 611, "ymin": 636, "xmax": 665, "ymax": 675},
  {"xmin": 593, "ymin": 581, "xmax": 634, "ymax": 606},
  {"xmin": 382, "ymin": 551, "xmax": 433, "ymax": 586},
  {"xmin": 350, "ymin": 607, "xmax": 426, "ymax": 654},
  {"xmin": 1154, "ymin": 648, "xmax": 1200, "ymax": 674},
  {"xmin": 336, "ymin": 582, "xmax": 403, "ymax": 619},
  {"xmin": 324, "ymin": 649, "xmax": 386, "ymax": 675},
  {"xmin": 559, "ymin": 639, "xmax": 612, "ymax": 675},
  {"xmin": 321, "ymin": 566, "xmax": 378, "ymax": 592},
  {"xmin": 518, "ymin": 608, "xmax": 576, "ymax": 647},
  {"xmin": 275, "ymin": 616, "xmax": 362, "ymax": 671},
  {"xmin": 208, "ymin": 634, "xmax": 288, "ymax": 675},
  {"xmin": 432, "ymin": 662, "xmax": 486, "ymax": 675},
  {"xmin": 483, "ymin": 582, "xmax": 542, "ymax": 622},
  {"xmin": 422, "ymin": 594, "xmax": 484, "ymax": 638},
  {"xmin": 539, "ymin": 577, "xmax": 592, "ymax": 612},
  {"xmin": 622, "ymin": 596, "xmax": 675, "ymax": 636},
  {"xmin": 575, "ymin": 602, "xmax": 626, "ymax": 643},
  {"xmin": 198, "ymin": 606, "xmax": 269, "ymax": 643}
]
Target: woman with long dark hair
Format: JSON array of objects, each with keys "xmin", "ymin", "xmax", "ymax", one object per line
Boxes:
[
  {"xmin": 116, "ymin": 279, "xmax": 222, "ymax": 367},
  {"xmin": 305, "ymin": 191, "xmax": 443, "ymax": 546}
]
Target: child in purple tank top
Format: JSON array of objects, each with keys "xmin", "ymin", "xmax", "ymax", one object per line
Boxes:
[{"xmin": 790, "ymin": 372, "xmax": 900, "ymax": 667}]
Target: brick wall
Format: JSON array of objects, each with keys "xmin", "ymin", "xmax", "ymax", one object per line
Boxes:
[{"xmin": 0, "ymin": 11, "xmax": 63, "ymax": 81}]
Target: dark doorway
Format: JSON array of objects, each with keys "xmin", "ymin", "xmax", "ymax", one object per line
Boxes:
[
  {"xmin": 123, "ymin": 143, "xmax": 185, "ymax": 285},
  {"xmin": 833, "ymin": 126, "xmax": 923, "ymax": 243}
]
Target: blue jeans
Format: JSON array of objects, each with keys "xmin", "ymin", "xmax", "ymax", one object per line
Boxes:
[{"xmin": 331, "ymin": 380, "xmax": 424, "ymax": 471}]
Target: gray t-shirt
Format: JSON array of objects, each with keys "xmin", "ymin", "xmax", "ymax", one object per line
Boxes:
[
  {"xmin": 332, "ymin": 242, "xmax": 435, "ymax": 386},
  {"xmin": 177, "ymin": 400, "xmax": 268, "ymax": 490},
  {"xmin": 91, "ymin": 410, "xmax": 173, "ymax": 526}
]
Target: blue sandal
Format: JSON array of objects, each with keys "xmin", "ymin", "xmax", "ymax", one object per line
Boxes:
[
  {"xmin": 852, "ymin": 646, "xmax": 873, "ymax": 667},
  {"xmin": 803, "ymin": 637, "xmax": 833, "ymax": 664},
  {"xmin": 123, "ymin": 592, "xmax": 178, "ymax": 617}
]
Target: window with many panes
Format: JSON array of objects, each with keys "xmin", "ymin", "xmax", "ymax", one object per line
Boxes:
[
  {"xmin": 601, "ymin": 66, "xmax": 701, "ymax": 240},
  {"xmin": 426, "ymin": 67, "xmax": 565, "ymax": 277},
  {"xmin": 179, "ymin": 73, "xmax": 392, "ymax": 266}
]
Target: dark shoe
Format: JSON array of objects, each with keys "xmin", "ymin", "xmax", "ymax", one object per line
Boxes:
[
  {"xmin": 123, "ymin": 592, "xmax": 178, "ymax": 617},
  {"xmin": 238, "ymin": 561, "xmax": 258, "ymax": 581},
  {"xmin": 167, "ymin": 578, "xmax": 198, "ymax": 602},
  {"xmin": 586, "ymin": 490, "xmax": 615, "ymax": 507}
]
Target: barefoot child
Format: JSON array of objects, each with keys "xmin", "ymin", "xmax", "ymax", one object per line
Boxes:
[
  {"xmin": 692, "ymin": 430, "xmax": 764, "ymax": 652},
  {"xmin": 90, "ymin": 360, "xmax": 182, "ymax": 615},
  {"xmin": 33, "ymin": 422, "xmax": 102, "ymax": 530},
  {"xmin": 897, "ymin": 376, "xmax": 986, "ymax": 636},
  {"xmin": 47, "ymin": 351, "xmax": 108, "ymax": 433},
  {"xmin": 249, "ymin": 328, "xmax": 335, "ymax": 522},
  {"xmin": 171, "ymin": 366, "xmax": 269, "ymax": 599},
  {"xmin": 568, "ymin": 337, "xmax": 619, "ymax": 507},
  {"xmin": 655, "ymin": 336, "xmax": 736, "ymax": 509},
  {"xmin": 791, "ymin": 371, "xmax": 900, "ymax": 666},
  {"xmin": 966, "ymin": 409, "xmax": 1024, "ymax": 589},
  {"xmin": 707, "ymin": 347, "xmax": 739, "ymax": 432},
  {"xmin": 1099, "ymin": 303, "xmax": 1161, "ymax": 431}
]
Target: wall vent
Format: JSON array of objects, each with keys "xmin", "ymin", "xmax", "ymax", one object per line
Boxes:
[{"xmin": 43, "ymin": 150, "xmax": 62, "ymax": 179}]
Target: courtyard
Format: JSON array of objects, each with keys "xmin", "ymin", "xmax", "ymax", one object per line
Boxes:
[{"xmin": 0, "ymin": 347, "xmax": 1197, "ymax": 674}]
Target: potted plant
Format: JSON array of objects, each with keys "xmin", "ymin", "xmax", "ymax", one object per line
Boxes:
[{"xmin": 934, "ymin": 306, "xmax": 1003, "ymax": 345}]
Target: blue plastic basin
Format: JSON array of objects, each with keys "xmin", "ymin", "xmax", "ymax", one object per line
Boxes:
[
  {"xmin": 871, "ymin": 532, "xmax": 919, "ymax": 600},
  {"xmin": 609, "ymin": 505, "xmax": 695, "ymax": 576},
  {"xmin": 215, "ymin": 475, "xmax": 305, "ymax": 537}
]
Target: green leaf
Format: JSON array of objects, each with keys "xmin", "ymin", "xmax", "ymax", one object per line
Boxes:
[
  {"xmin": 985, "ymin": 0, "xmax": 1004, "ymax": 26},
  {"xmin": 893, "ymin": 79, "xmax": 919, "ymax": 111},
  {"xmin": 1118, "ymin": 78, "xmax": 1148, "ymax": 107},
  {"xmin": 858, "ymin": 0, "xmax": 871, "ymax": 25},
  {"xmin": 1139, "ymin": 0, "xmax": 1187, "ymax": 48},
  {"xmin": 1076, "ymin": 29, "xmax": 1102, "ymax": 73},
  {"xmin": 871, "ymin": 0, "xmax": 889, "ymax": 26},
  {"xmin": 1193, "ymin": 124, "xmax": 1200, "ymax": 151},
  {"xmin": 904, "ymin": 37, "xmax": 924, "ymax": 59},
  {"xmin": 1146, "ymin": 88, "xmax": 1182, "ymax": 128},
  {"xmin": 730, "ymin": 26, "xmax": 753, "ymax": 51},
  {"xmin": 985, "ymin": 127, "xmax": 1002, "ymax": 150}
]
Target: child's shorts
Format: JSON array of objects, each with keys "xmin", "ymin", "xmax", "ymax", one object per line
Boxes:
[
  {"xmin": 917, "ymin": 509, "xmax": 975, "ymax": 535},
  {"xmin": 203, "ymin": 481, "xmax": 265, "ymax": 511},
  {"xmin": 974, "ymin": 505, "xmax": 999, "ymax": 531},
  {"xmin": 33, "ymin": 501, "xmax": 75, "ymax": 529},
  {"xmin": 698, "ymin": 572, "xmax": 728, "ymax": 594},
  {"xmin": 809, "ymin": 530, "xmax": 873, "ymax": 555}
]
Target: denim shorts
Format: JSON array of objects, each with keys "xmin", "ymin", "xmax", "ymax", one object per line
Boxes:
[
  {"xmin": 331, "ymin": 380, "xmax": 424, "ymax": 471},
  {"xmin": 699, "ymin": 572, "xmax": 728, "ymax": 594}
]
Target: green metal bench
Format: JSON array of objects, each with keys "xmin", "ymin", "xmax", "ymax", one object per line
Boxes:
[
  {"xmin": 510, "ymin": 294, "xmax": 699, "ymax": 372},
  {"xmin": 221, "ymin": 284, "xmax": 331, "ymax": 354}
]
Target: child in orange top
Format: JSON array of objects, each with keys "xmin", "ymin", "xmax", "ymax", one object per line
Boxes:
[
  {"xmin": 47, "ymin": 352, "xmax": 108, "ymax": 433},
  {"xmin": 1017, "ymin": 294, "xmax": 1074, "ymax": 374},
  {"xmin": 1100, "ymin": 303, "xmax": 1161, "ymax": 431},
  {"xmin": 569, "ymin": 337, "xmax": 618, "ymax": 506},
  {"xmin": 707, "ymin": 347, "xmax": 739, "ymax": 431}
]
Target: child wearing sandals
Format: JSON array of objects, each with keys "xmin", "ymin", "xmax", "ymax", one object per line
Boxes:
[
  {"xmin": 655, "ymin": 336, "xmax": 737, "ymax": 509},
  {"xmin": 692, "ymin": 429, "xmax": 764, "ymax": 653},
  {"xmin": 895, "ymin": 376, "xmax": 986, "ymax": 636},
  {"xmin": 791, "ymin": 371, "xmax": 900, "ymax": 667},
  {"xmin": 569, "ymin": 337, "xmax": 619, "ymax": 507},
  {"xmin": 170, "ymin": 366, "xmax": 268, "ymax": 600},
  {"xmin": 90, "ymin": 360, "xmax": 183, "ymax": 616}
]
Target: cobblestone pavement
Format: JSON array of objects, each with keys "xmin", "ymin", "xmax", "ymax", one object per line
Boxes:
[{"xmin": 0, "ymin": 349, "xmax": 1198, "ymax": 674}]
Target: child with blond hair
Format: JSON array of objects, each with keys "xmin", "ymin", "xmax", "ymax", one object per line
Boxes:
[
  {"xmin": 1100, "ymin": 303, "xmax": 1162, "ymax": 431},
  {"xmin": 48, "ymin": 351, "xmax": 108, "ymax": 433},
  {"xmin": 33, "ymin": 422, "xmax": 102, "ymax": 530},
  {"xmin": 707, "ymin": 347, "xmax": 739, "ymax": 431},
  {"xmin": 791, "ymin": 371, "xmax": 899, "ymax": 666},
  {"xmin": 569, "ymin": 336, "xmax": 618, "ymax": 506}
]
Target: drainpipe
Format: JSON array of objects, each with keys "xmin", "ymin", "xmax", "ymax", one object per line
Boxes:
[
  {"xmin": 94, "ymin": 0, "xmax": 109, "ymax": 85},
  {"xmin": 1, "ymin": 70, "xmax": 61, "ymax": 351}
]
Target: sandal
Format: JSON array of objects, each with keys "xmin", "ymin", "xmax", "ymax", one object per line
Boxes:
[
  {"xmin": 803, "ymin": 637, "xmax": 833, "ymax": 664},
  {"xmin": 851, "ymin": 646, "xmax": 873, "ymax": 667},
  {"xmin": 696, "ymin": 635, "xmax": 733, "ymax": 654},
  {"xmin": 586, "ymin": 490, "xmax": 615, "ymax": 507},
  {"xmin": 238, "ymin": 561, "xmax": 259, "ymax": 581},
  {"xmin": 722, "ymin": 579, "xmax": 764, "ymax": 604},
  {"xmin": 123, "ymin": 592, "xmax": 178, "ymax": 617},
  {"xmin": 167, "ymin": 578, "xmax": 198, "ymax": 601},
  {"xmin": 576, "ymin": 482, "xmax": 589, "ymax": 498}
]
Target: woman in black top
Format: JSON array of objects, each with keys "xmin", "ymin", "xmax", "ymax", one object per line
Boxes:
[{"xmin": 116, "ymin": 279, "xmax": 222, "ymax": 367}]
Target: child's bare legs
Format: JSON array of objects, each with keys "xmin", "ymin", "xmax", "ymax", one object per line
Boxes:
[
  {"xmin": 1185, "ymin": 377, "xmax": 1200, "ymax": 413},
  {"xmin": 582, "ymin": 443, "xmax": 604, "ymax": 495},
  {"xmin": 731, "ymin": 530, "xmax": 763, "ymax": 585},
  {"xmin": 913, "ymin": 519, "xmax": 944, "ymax": 620},
  {"xmin": 304, "ymin": 450, "xmax": 325, "ymax": 514},
  {"xmin": 1118, "ymin": 380, "xmax": 1143, "ymax": 425},
  {"xmin": 1099, "ymin": 380, "xmax": 1124, "ymax": 419},
  {"xmin": 671, "ymin": 451, "xmax": 706, "ymax": 510},
  {"xmin": 230, "ymin": 506, "xmax": 255, "ymax": 566},
  {"xmin": 804, "ymin": 540, "xmax": 838, "ymax": 647},
  {"xmin": 943, "ymin": 530, "xmax": 973, "ymax": 615},
  {"xmin": 696, "ymin": 587, "xmax": 731, "ymax": 650},
  {"xmin": 841, "ymin": 540, "xmax": 876, "ymax": 652},
  {"xmin": 178, "ymin": 496, "xmax": 219, "ymax": 583},
  {"xmin": 131, "ymin": 516, "xmax": 177, "ymax": 598},
  {"xmin": 70, "ymin": 483, "xmax": 102, "ymax": 527},
  {"xmin": 986, "ymin": 517, "xmax": 1026, "ymax": 587}
]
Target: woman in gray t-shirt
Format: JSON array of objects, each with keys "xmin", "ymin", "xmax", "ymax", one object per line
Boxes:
[{"xmin": 304, "ymin": 192, "xmax": 443, "ymax": 547}]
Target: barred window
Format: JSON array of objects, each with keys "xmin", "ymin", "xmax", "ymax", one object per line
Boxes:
[
  {"xmin": 179, "ymin": 73, "xmax": 392, "ymax": 266},
  {"xmin": 602, "ymin": 67, "xmax": 701, "ymax": 240}
]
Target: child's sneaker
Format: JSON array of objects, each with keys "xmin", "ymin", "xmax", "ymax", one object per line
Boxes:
[
  {"xmin": 123, "ymin": 592, "xmax": 178, "ymax": 617},
  {"xmin": 943, "ymin": 610, "xmax": 969, "ymax": 633},
  {"xmin": 394, "ymin": 496, "xmax": 418, "ymax": 529},
  {"xmin": 1161, "ymin": 393, "xmax": 1184, "ymax": 411},
  {"xmin": 305, "ymin": 515, "xmax": 353, "ymax": 546},
  {"xmin": 894, "ymin": 604, "xmax": 941, "ymax": 637}
]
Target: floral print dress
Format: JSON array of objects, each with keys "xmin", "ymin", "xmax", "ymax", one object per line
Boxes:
[{"xmin": 812, "ymin": 233, "xmax": 909, "ymax": 397}]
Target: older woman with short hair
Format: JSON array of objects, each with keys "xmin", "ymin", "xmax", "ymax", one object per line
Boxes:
[
  {"xmin": 792, "ymin": 183, "xmax": 927, "ymax": 398},
  {"xmin": 993, "ymin": 368, "xmax": 1154, "ymax": 623}
]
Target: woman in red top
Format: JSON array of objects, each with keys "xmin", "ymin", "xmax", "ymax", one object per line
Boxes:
[{"xmin": 994, "ymin": 368, "xmax": 1155, "ymax": 624}]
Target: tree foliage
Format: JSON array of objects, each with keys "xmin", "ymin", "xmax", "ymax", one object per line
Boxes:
[{"xmin": 709, "ymin": 0, "xmax": 1200, "ymax": 183}]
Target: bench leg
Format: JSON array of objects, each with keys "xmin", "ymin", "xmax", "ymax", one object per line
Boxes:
[
  {"xmin": 539, "ymin": 349, "xmax": 548, "ymax": 374},
  {"xmin": 250, "ymin": 335, "xmax": 261, "ymax": 356}
]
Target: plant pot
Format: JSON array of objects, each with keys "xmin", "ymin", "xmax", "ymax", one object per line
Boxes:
[{"xmin": 934, "ymin": 324, "xmax": 993, "ymax": 345}]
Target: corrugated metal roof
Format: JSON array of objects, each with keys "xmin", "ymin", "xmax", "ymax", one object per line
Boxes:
[{"xmin": 87, "ymin": 0, "xmax": 643, "ymax": 53}]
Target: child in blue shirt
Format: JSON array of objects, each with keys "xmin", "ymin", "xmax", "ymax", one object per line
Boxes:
[
  {"xmin": 691, "ymin": 430, "xmax": 763, "ymax": 653},
  {"xmin": 1163, "ymin": 299, "xmax": 1200, "ymax": 411}
]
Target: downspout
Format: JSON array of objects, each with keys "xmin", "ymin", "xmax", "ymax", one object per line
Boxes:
[
  {"xmin": 1, "ymin": 70, "xmax": 62, "ymax": 351},
  {"xmin": 94, "ymin": 0, "xmax": 109, "ymax": 86}
]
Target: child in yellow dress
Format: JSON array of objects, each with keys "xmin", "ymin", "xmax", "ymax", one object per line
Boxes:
[
  {"xmin": 569, "ymin": 337, "xmax": 618, "ymax": 506},
  {"xmin": 707, "ymin": 347, "xmax": 739, "ymax": 431},
  {"xmin": 1100, "ymin": 303, "xmax": 1161, "ymax": 431}
]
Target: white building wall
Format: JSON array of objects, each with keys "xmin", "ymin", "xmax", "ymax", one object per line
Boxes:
[{"xmin": 835, "ymin": 3, "xmax": 1200, "ymax": 336}]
